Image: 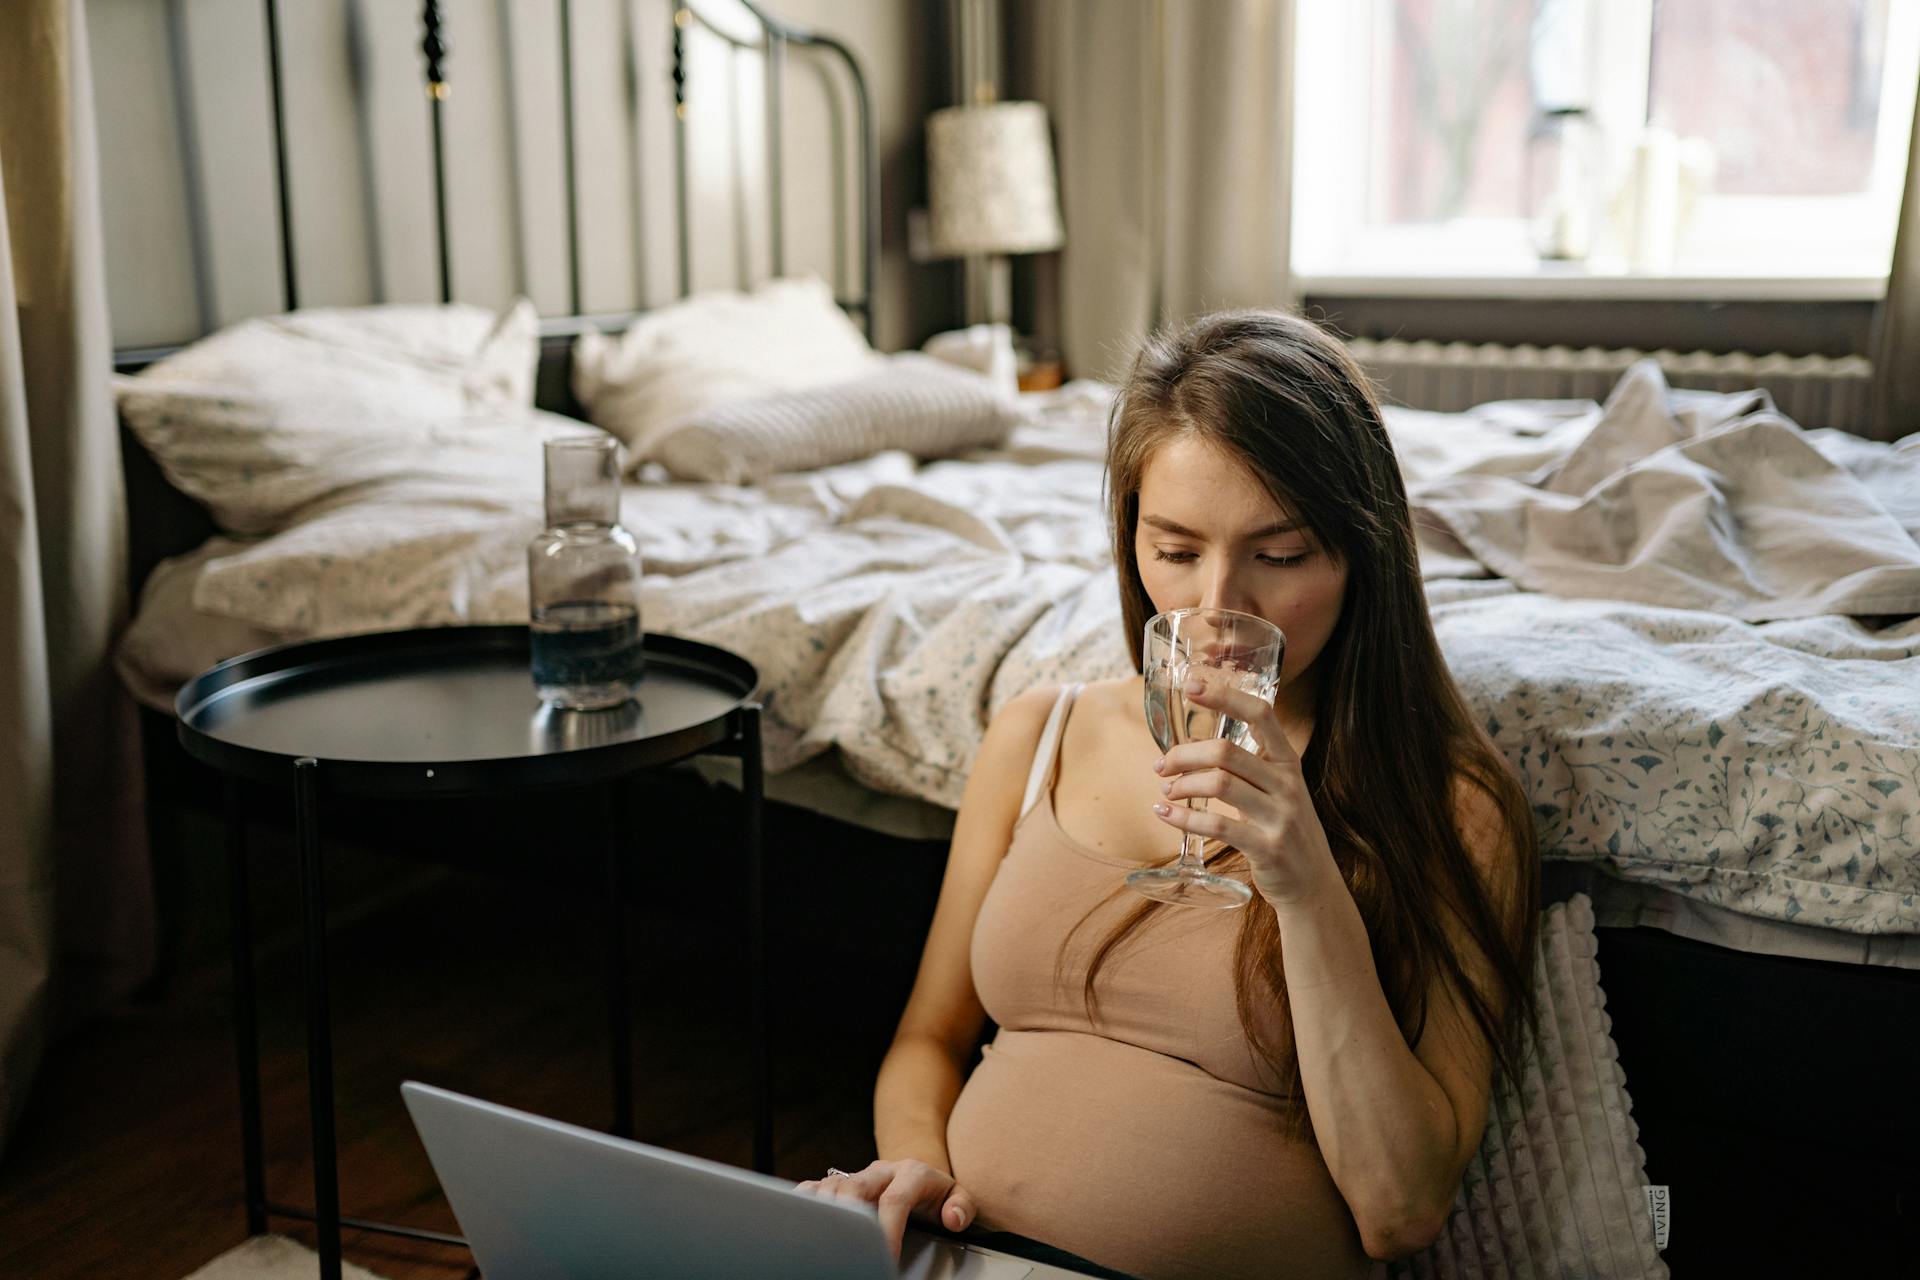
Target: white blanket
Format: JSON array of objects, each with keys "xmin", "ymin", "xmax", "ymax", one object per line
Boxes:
[
  {"xmin": 182, "ymin": 386, "xmax": 1134, "ymax": 806},
  {"xmin": 1412, "ymin": 363, "xmax": 1920, "ymax": 620},
  {"xmin": 122, "ymin": 376, "xmax": 1920, "ymax": 942}
]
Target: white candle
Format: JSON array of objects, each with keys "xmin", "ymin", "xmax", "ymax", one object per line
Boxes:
[{"xmin": 1630, "ymin": 126, "xmax": 1680, "ymax": 273}]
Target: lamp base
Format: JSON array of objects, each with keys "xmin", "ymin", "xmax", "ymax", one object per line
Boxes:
[
  {"xmin": 1015, "ymin": 340, "xmax": 1063, "ymax": 393},
  {"xmin": 962, "ymin": 254, "xmax": 1013, "ymax": 330}
]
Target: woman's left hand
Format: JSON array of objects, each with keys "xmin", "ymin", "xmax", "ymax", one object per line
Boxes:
[{"xmin": 1152, "ymin": 673, "xmax": 1337, "ymax": 905}]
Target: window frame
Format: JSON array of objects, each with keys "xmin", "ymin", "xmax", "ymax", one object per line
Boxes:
[{"xmin": 1289, "ymin": 0, "xmax": 1920, "ymax": 303}]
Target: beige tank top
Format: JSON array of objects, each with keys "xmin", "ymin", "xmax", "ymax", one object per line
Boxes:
[{"xmin": 946, "ymin": 684, "xmax": 1368, "ymax": 1280}]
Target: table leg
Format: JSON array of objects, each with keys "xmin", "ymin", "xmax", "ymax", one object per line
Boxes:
[
  {"xmin": 293, "ymin": 757, "xmax": 342, "ymax": 1280},
  {"xmin": 140, "ymin": 708, "xmax": 187, "ymax": 1000},
  {"xmin": 224, "ymin": 775, "xmax": 267, "ymax": 1237},
  {"xmin": 604, "ymin": 780, "xmax": 635, "ymax": 1139},
  {"xmin": 742, "ymin": 704, "xmax": 772, "ymax": 1176}
]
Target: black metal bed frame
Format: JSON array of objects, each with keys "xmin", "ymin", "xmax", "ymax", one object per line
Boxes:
[
  {"xmin": 116, "ymin": 0, "xmax": 882, "ymax": 663},
  {"xmin": 115, "ymin": 0, "xmax": 878, "ymax": 372}
]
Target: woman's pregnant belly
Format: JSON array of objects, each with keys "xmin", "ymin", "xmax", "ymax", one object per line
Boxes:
[{"xmin": 946, "ymin": 1028, "xmax": 1368, "ymax": 1280}]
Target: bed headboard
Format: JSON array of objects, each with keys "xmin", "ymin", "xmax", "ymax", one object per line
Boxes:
[{"xmin": 115, "ymin": 0, "xmax": 878, "ymax": 601}]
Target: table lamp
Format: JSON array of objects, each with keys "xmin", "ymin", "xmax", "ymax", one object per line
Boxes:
[{"xmin": 927, "ymin": 100, "xmax": 1065, "ymax": 337}]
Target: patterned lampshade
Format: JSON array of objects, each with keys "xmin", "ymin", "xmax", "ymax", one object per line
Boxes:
[{"xmin": 926, "ymin": 101, "xmax": 1066, "ymax": 258}]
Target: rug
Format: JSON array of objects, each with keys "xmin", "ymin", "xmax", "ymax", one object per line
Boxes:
[{"xmin": 182, "ymin": 1234, "xmax": 391, "ymax": 1280}]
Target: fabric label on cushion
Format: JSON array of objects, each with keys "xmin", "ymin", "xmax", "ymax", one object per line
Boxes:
[{"xmin": 1641, "ymin": 1186, "xmax": 1670, "ymax": 1250}]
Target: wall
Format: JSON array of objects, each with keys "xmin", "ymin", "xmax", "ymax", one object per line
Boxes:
[{"xmin": 89, "ymin": 0, "xmax": 956, "ymax": 353}]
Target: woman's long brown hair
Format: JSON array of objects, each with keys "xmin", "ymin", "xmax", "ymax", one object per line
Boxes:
[{"xmin": 1070, "ymin": 309, "xmax": 1538, "ymax": 1112}]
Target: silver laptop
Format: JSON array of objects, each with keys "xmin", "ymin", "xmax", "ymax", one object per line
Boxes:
[{"xmin": 403, "ymin": 1081, "xmax": 1094, "ymax": 1279}]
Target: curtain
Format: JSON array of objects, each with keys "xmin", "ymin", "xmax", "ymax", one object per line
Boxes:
[
  {"xmin": 0, "ymin": 0, "xmax": 149, "ymax": 1158},
  {"xmin": 1871, "ymin": 89, "xmax": 1920, "ymax": 444},
  {"xmin": 1015, "ymin": 0, "xmax": 1297, "ymax": 383}
]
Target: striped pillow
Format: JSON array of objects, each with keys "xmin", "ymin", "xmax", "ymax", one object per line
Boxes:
[{"xmin": 649, "ymin": 354, "xmax": 1017, "ymax": 485}]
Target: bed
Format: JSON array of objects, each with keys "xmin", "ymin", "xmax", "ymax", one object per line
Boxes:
[
  {"xmin": 110, "ymin": 4, "xmax": 1919, "ymax": 1274},
  {"xmin": 118, "ymin": 348, "xmax": 1920, "ymax": 963}
]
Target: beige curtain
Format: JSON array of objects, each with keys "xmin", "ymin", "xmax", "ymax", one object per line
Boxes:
[
  {"xmin": 1871, "ymin": 89, "xmax": 1920, "ymax": 443},
  {"xmin": 1016, "ymin": 0, "xmax": 1297, "ymax": 382},
  {"xmin": 1, "ymin": 0, "xmax": 150, "ymax": 1157}
]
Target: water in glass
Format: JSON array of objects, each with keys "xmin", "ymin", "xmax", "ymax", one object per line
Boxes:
[{"xmin": 1131, "ymin": 607, "xmax": 1286, "ymax": 909}]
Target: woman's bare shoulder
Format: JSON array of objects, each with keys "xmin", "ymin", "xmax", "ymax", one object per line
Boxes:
[
  {"xmin": 972, "ymin": 678, "xmax": 1134, "ymax": 798},
  {"xmin": 990, "ymin": 682, "xmax": 1065, "ymax": 735},
  {"xmin": 967, "ymin": 684, "xmax": 1065, "ymax": 793},
  {"xmin": 989, "ymin": 674, "xmax": 1135, "ymax": 729},
  {"xmin": 975, "ymin": 678, "xmax": 1140, "ymax": 793},
  {"xmin": 1054, "ymin": 677, "xmax": 1149, "ymax": 775},
  {"xmin": 1072, "ymin": 674, "xmax": 1144, "ymax": 713}
]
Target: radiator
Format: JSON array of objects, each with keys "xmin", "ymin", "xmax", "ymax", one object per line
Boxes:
[{"xmin": 1345, "ymin": 338, "xmax": 1874, "ymax": 435}]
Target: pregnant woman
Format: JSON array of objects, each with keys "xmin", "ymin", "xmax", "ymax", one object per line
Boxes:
[{"xmin": 800, "ymin": 311, "xmax": 1539, "ymax": 1280}]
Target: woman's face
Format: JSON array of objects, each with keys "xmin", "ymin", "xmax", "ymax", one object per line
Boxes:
[{"xmin": 1133, "ymin": 433, "xmax": 1348, "ymax": 716}]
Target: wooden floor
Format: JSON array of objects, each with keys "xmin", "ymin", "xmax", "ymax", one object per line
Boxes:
[{"xmin": 0, "ymin": 806, "xmax": 933, "ymax": 1280}]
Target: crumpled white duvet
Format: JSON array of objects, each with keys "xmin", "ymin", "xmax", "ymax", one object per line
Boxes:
[
  {"xmin": 180, "ymin": 388, "xmax": 1136, "ymax": 804},
  {"xmin": 1411, "ymin": 363, "xmax": 1920, "ymax": 619},
  {"xmin": 127, "ymin": 375, "xmax": 1920, "ymax": 942}
]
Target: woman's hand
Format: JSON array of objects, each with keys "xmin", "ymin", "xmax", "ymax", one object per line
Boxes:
[
  {"xmin": 794, "ymin": 1159, "xmax": 977, "ymax": 1259},
  {"xmin": 1152, "ymin": 673, "xmax": 1339, "ymax": 905}
]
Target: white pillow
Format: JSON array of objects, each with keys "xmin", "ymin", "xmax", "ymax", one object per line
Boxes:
[
  {"xmin": 649, "ymin": 354, "xmax": 1016, "ymax": 485},
  {"xmin": 117, "ymin": 300, "xmax": 540, "ymax": 535},
  {"xmin": 1393, "ymin": 894, "xmax": 1668, "ymax": 1280},
  {"xmin": 570, "ymin": 276, "xmax": 880, "ymax": 463}
]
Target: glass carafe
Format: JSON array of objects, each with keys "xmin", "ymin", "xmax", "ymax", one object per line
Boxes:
[{"xmin": 528, "ymin": 436, "xmax": 644, "ymax": 709}]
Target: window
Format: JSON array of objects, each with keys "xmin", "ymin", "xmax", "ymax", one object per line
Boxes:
[{"xmin": 1291, "ymin": 0, "xmax": 1920, "ymax": 296}]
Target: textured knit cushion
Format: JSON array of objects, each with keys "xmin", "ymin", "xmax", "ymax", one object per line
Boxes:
[
  {"xmin": 1393, "ymin": 894, "xmax": 1668, "ymax": 1280},
  {"xmin": 116, "ymin": 300, "xmax": 540, "ymax": 535},
  {"xmin": 570, "ymin": 276, "xmax": 881, "ymax": 463},
  {"xmin": 649, "ymin": 354, "xmax": 1017, "ymax": 484}
]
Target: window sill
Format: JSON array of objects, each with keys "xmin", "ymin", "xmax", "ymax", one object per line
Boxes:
[{"xmin": 1295, "ymin": 271, "xmax": 1887, "ymax": 304}]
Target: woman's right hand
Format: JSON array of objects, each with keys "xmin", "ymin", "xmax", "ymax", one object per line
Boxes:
[{"xmin": 793, "ymin": 1158, "xmax": 978, "ymax": 1259}]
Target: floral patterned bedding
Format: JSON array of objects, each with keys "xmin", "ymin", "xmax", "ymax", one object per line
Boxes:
[{"xmin": 1431, "ymin": 581, "xmax": 1920, "ymax": 938}]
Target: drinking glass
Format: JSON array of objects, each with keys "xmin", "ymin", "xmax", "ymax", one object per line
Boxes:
[{"xmin": 1132, "ymin": 607, "xmax": 1286, "ymax": 909}]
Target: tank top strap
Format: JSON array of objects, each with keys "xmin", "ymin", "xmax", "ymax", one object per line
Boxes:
[{"xmin": 1019, "ymin": 683, "xmax": 1084, "ymax": 821}]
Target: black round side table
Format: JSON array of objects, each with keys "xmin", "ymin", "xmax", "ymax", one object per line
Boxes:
[{"xmin": 176, "ymin": 625, "xmax": 767, "ymax": 1280}]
